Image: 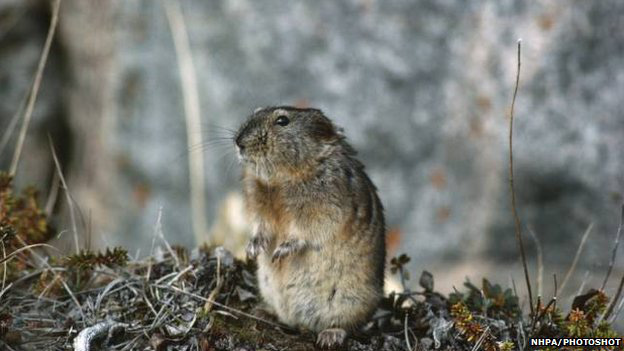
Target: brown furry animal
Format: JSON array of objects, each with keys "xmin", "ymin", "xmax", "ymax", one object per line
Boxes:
[{"xmin": 235, "ymin": 106, "xmax": 385, "ymax": 347}]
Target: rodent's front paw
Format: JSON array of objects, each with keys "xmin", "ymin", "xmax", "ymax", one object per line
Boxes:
[
  {"xmin": 271, "ymin": 239, "xmax": 307, "ymax": 263},
  {"xmin": 246, "ymin": 234, "xmax": 269, "ymax": 259}
]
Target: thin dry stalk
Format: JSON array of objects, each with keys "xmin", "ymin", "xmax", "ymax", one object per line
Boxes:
[
  {"xmin": 0, "ymin": 93, "xmax": 26, "ymax": 157},
  {"xmin": 1, "ymin": 241, "xmax": 6, "ymax": 294},
  {"xmin": 153, "ymin": 207, "xmax": 181, "ymax": 269},
  {"xmin": 508, "ymin": 39, "xmax": 534, "ymax": 316},
  {"xmin": 142, "ymin": 290, "xmax": 159, "ymax": 317},
  {"xmin": 0, "ymin": 242, "xmax": 58, "ymax": 265},
  {"xmin": 470, "ymin": 325, "xmax": 490, "ymax": 351},
  {"xmin": 37, "ymin": 273, "xmax": 62, "ymax": 300},
  {"xmin": 553, "ymin": 274, "xmax": 558, "ymax": 310},
  {"xmin": 94, "ymin": 278, "xmax": 124, "ymax": 311},
  {"xmin": 559, "ymin": 222, "xmax": 594, "ymax": 294},
  {"xmin": 609, "ymin": 291, "xmax": 624, "ymax": 324},
  {"xmin": 0, "ymin": 282, "xmax": 13, "ymax": 301},
  {"xmin": 49, "ymin": 136, "xmax": 81, "ymax": 254},
  {"xmin": 163, "ymin": 0, "xmax": 209, "ymax": 247},
  {"xmin": 44, "ymin": 171, "xmax": 60, "ymax": 216},
  {"xmin": 600, "ymin": 274, "xmax": 624, "ymax": 323},
  {"xmin": 527, "ymin": 226, "xmax": 543, "ymax": 297},
  {"xmin": 166, "ymin": 264, "xmax": 193, "ymax": 286},
  {"xmin": 575, "ymin": 271, "xmax": 590, "ymax": 297},
  {"xmin": 203, "ymin": 254, "xmax": 223, "ymax": 313},
  {"xmin": 10, "ymin": 0, "xmax": 62, "ymax": 176},
  {"xmin": 602, "ymin": 204, "xmax": 624, "ymax": 290},
  {"xmin": 530, "ymin": 297, "xmax": 557, "ymax": 333},
  {"xmin": 158, "ymin": 284, "xmax": 293, "ymax": 331},
  {"xmin": 13, "ymin": 235, "xmax": 86, "ymax": 323},
  {"xmin": 404, "ymin": 314, "xmax": 413, "ymax": 351},
  {"xmin": 145, "ymin": 208, "xmax": 162, "ymax": 283}
]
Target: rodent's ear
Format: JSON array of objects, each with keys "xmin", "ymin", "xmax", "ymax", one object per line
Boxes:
[{"xmin": 310, "ymin": 116, "xmax": 339, "ymax": 142}]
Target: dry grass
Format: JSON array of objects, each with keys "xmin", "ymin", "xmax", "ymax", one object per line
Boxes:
[
  {"xmin": 164, "ymin": 0, "xmax": 209, "ymax": 248},
  {"xmin": 9, "ymin": 0, "xmax": 61, "ymax": 176},
  {"xmin": 507, "ymin": 39, "xmax": 534, "ymax": 318}
]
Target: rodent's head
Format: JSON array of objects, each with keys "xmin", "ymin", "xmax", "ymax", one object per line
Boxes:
[{"xmin": 235, "ymin": 106, "xmax": 341, "ymax": 180}]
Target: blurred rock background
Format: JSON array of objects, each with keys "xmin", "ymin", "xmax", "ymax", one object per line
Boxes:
[{"xmin": 1, "ymin": 0, "xmax": 623, "ymax": 306}]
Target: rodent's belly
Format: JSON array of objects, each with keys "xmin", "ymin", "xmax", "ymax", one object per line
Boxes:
[{"xmin": 256, "ymin": 243, "xmax": 381, "ymax": 332}]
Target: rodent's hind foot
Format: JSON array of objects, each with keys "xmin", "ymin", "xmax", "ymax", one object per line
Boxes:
[
  {"xmin": 246, "ymin": 234, "xmax": 269, "ymax": 260},
  {"xmin": 271, "ymin": 239, "xmax": 307, "ymax": 263},
  {"xmin": 316, "ymin": 328, "xmax": 347, "ymax": 348}
]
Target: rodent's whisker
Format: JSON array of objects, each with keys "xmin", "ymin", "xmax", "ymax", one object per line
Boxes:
[
  {"xmin": 205, "ymin": 130, "xmax": 236, "ymax": 139},
  {"xmin": 205, "ymin": 135, "xmax": 234, "ymax": 140},
  {"xmin": 202, "ymin": 123, "xmax": 237, "ymax": 136},
  {"xmin": 213, "ymin": 148, "xmax": 237, "ymax": 165},
  {"xmin": 203, "ymin": 122, "xmax": 236, "ymax": 131},
  {"xmin": 185, "ymin": 144, "xmax": 229, "ymax": 156},
  {"xmin": 200, "ymin": 137, "xmax": 234, "ymax": 144},
  {"xmin": 187, "ymin": 140, "xmax": 233, "ymax": 152}
]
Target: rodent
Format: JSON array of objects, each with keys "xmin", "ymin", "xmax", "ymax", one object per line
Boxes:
[{"xmin": 234, "ymin": 106, "xmax": 386, "ymax": 347}]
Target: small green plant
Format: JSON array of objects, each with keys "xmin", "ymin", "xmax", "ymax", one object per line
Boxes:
[
  {"xmin": 449, "ymin": 278, "xmax": 521, "ymax": 321},
  {"xmin": 63, "ymin": 247, "xmax": 129, "ymax": 269},
  {"xmin": 390, "ymin": 253, "xmax": 411, "ymax": 283},
  {"xmin": 533, "ymin": 289, "xmax": 621, "ymax": 341},
  {"xmin": 451, "ymin": 301, "xmax": 502, "ymax": 351}
]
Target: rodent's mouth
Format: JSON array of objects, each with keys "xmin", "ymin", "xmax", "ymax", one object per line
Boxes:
[
  {"xmin": 235, "ymin": 145, "xmax": 255, "ymax": 165},
  {"xmin": 235, "ymin": 145, "xmax": 243, "ymax": 161}
]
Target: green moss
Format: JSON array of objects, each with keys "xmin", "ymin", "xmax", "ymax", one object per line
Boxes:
[{"xmin": 0, "ymin": 171, "xmax": 53, "ymax": 281}]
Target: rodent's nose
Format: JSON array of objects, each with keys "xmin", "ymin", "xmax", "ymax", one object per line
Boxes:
[{"xmin": 235, "ymin": 134, "xmax": 245, "ymax": 150}]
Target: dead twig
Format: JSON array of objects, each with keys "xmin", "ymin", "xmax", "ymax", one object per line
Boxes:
[
  {"xmin": 527, "ymin": 226, "xmax": 543, "ymax": 298},
  {"xmin": 609, "ymin": 290, "xmax": 624, "ymax": 324},
  {"xmin": 1, "ymin": 241, "xmax": 6, "ymax": 296},
  {"xmin": 152, "ymin": 207, "xmax": 181, "ymax": 269},
  {"xmin": 575, "ymin": 271, "xmax": 590, "ymax": 297},
  {"xmin": 0, "ymin": 242, "xmax": 58, "ymax": 265},
  {"xmin": 470, "ymin": 325, "xmax": 490, "ymax": 351},
  {"xmin": 0, "ymin": 91, "xmax": 26, "ymax": 158},
  {"xmin": 203, "ymin": 253, "xmax": 224, "ymax": 313},
  {"xmin": 49, "ymin": 136, "xmax": 81, "ymax": 255},
  {"xmin": 553, "ymin": 274, "xmax": 558, "ymax": 311},
  {"xmin": 508, "ymin": 39, "xmax": 534, "ymax": 317},
  {"xmin": 404, "ymin": 313, "xmax": 413, "ymax": 351},
  {"xmin": 44, "ymin": 171, "xmax": 60, "ymax": 217},
  {"xmin": 10, "ymin": 0, "xmax": 62, "ymax": 176},
  {"xmin": 600, "ymin": 274, "xmax": 624, "ymax": 323},
  {"xmin": 163, "ymin": 0, "xmax": 209, "ymax": 248},
  {"xmin": 601, "ymin": 203, "xmax": 624, "ymax": 290},
  {"xmin": 13, "ymin": 235, "xmax": 86, "ymax": 324},
  {"xmin": 530, "ymin": 297, "xmax": 556, "ymax": 333},
  {"xmin": 559, "ymin": 222, "xmax": 594, "ymax": 294},
  {"xmin": 0, "ymin": 282, "xmax": 13, "ymax": 301},
  {"xmin": 155, "ymin": 283, "xmax": 295, "ymax": 331}
]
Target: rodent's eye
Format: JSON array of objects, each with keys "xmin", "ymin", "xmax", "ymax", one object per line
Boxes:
[{"xmin": 275, "ymin": 115, "xmax": 290, "ymax": 126}]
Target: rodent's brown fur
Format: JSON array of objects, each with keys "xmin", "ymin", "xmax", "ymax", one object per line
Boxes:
[{"xmin": 235, "ymin": 106, "xmax": 385, "ymax": 346}]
